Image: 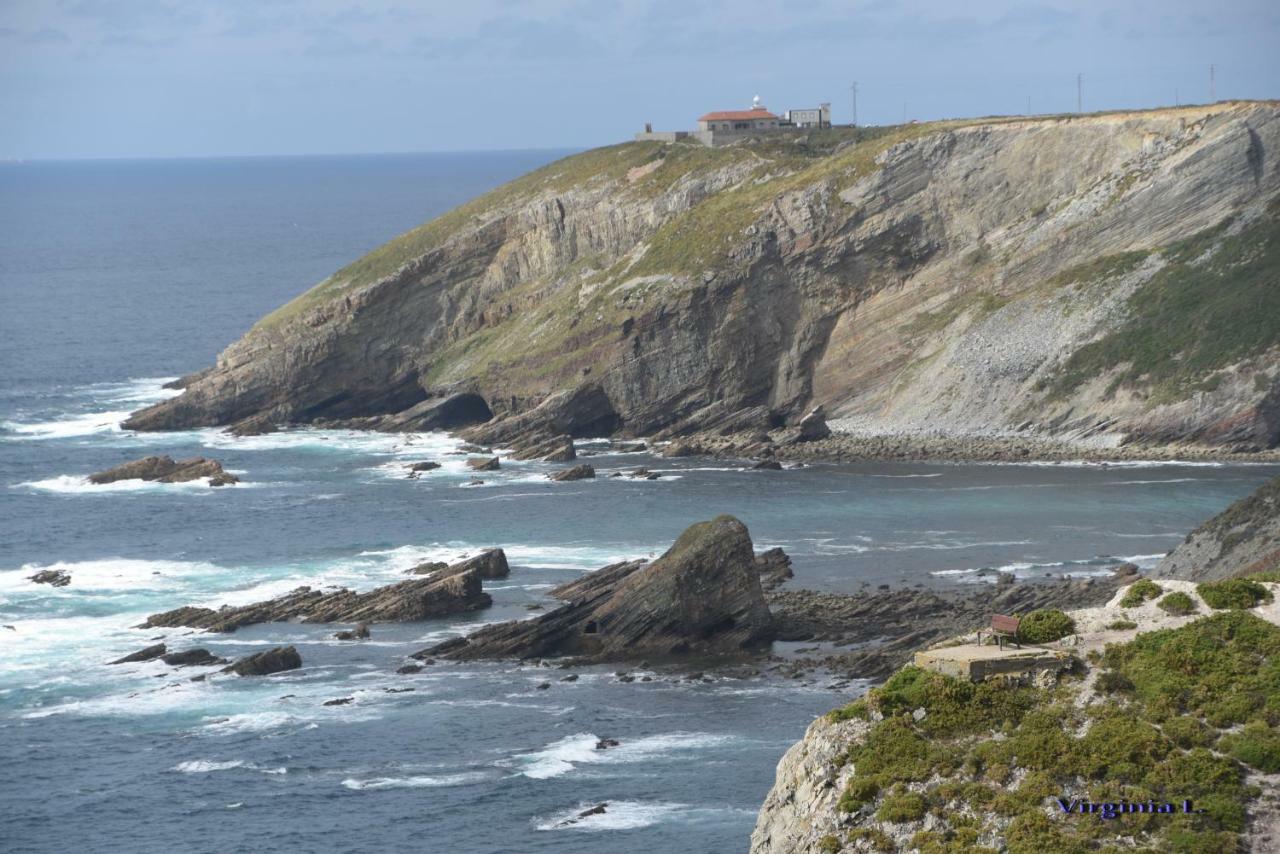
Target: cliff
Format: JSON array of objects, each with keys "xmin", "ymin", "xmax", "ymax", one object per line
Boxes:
[
  {"xmin": 127, "ymin": 102, "xmax": 1280, "ymax": 451},
  {"xmin": 1155, "ymin": 474, "xmax": 1280, "ymax": 581},
  {"xmin": 751, "ymin": 580, "xmax": 1280, "ymax": 853}
]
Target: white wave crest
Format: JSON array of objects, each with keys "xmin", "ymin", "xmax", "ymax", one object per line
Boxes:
[{"xmin": 341, "ymin": 771, "xmax": 490, "ymax": 790}]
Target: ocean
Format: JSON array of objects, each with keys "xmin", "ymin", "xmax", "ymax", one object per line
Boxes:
[{"xmin": 1, "ymin": 153, "xmax": 1276, "ymax": 853}]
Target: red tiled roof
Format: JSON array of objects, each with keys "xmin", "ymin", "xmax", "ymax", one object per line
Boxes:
[{"xmin": 698, "ymin": 108, "xmax": 779, "ymax": 122}]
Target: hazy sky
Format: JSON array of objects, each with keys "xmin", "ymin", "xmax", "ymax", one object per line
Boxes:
[{"xmin": 2, "ymin": 0, "xmax": 1278, "ymax": 159}]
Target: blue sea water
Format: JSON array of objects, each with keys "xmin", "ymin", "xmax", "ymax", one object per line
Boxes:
[{"xmin": 1, "ymin": 154, "xmax": 1276, "ymax": 853}]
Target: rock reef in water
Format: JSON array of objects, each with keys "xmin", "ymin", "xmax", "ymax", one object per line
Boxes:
[
  {"xmin": 222, "ymin": 646, "xmax": 301, "ymax": 676},
  {"xmin": 89, "ymin": 455, "xmax": 238, "ymax": 486},
  {"xmin": 28, "ymin": 569, "xmax": 71, "ymax": 587},
  {"xmin": 421, "ymin": 515, "xmax": 773, "ymax": 661},
  {"xmin": 140, "ymin": 553, "xmax": 504, "ymax": 632}
]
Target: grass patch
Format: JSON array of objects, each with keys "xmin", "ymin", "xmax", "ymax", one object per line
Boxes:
[
  {"xmin": 1218, "ymin": 721, "xmax": 1280, "ymax": 772},
  {"xmin": 876, "ymin": 789, "xmax": 927, "ymax": 822},
  {"xmin": 1157, "ymin": 591, "xmax": 1197, "ymax": 615},
  {"xmin": 1106, "ymin": 619, "xmax": 1138, "ymax": 630},
  {"xmin": 1043, "ymin": 208, "xmax": 1280, "ymax": 403},
  {"xmin": 1016, "ymin": 609, "xmax": 1075, "ymax": 644},
  {"xmin": 1198, "ymin": 578, "xmax": 1273, "ymax": 610},
  {"xmin": 1119, "ymin": 579, "xmax": 1163, "ymax": 608}
]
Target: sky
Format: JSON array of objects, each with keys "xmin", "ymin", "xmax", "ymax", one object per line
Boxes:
[{"xmin": 1, "ymin": 0, "xmax": 1278, "ymax": 159}]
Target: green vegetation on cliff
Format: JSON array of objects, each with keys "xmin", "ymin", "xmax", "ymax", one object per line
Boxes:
[
  {"xmin": 1045, "ymin": 205, "xmax": 1280, "ymax": 403},
  {"xmin": 825, "ymin": 611, "xmax": 1278, "ymax": 853}
]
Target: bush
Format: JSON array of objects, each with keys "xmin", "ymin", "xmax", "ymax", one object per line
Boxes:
[
  {"xmin": 838, "ymin": 775, "xmax": 881, "ymax": 812},
  {"xmin": 1219, "ymin": 721, "xmax": 1280, "ymax": 772},
  {"xmin": 1162, "ymin": 716, "xmax": 1214, "ymax": 748},
  {"xmin": 827, "ymin": 699, "xmax": 869, "ymax": 722},
  {"xmin": 1095, "ymin": 671, "xmax": 1135, "ymax": 694},
  {"xmin": 818, "ymin": 835, "xmax": 839, "ymax": 854},
  {"xmin": 846, "ymin": 828, "xmax": 894, "ymax": 852},
  {"xmin": 1017, "ymin": 609, "xmax": 1076, "ymax": 643},
  {"xmin": 1107, "ymin": 619, "xmax": 1138, "ymax": 630},
  {"xmin": 1158, "ymin": 591, "xmax": 1197, "ymax": 615},
  {"xmin": 1119, "ymin": 578, "xmax": 1163, "ymax": 607},
  {"xmin": 1198, "ymin": 578, "xmax": 1273, "ymax": 610},
  {"xmin": 876, "ymin": 789, "xmax": 927, "ymax": 822}
]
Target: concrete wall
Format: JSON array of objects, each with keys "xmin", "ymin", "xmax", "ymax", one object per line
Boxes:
[{"xmin": 633, "ymin": 131, "xmax": 689, "ymax": 142}]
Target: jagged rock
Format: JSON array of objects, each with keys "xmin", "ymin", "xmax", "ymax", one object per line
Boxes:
[
  {"xmin": 141, "ymin": 569, "xmax": 491, "ymax": 632},
  {"xmin": 323, "ymin": 697, "xmax": 353, "ymax": 706},
  {"xmin": 161, "ymin": 649, "xmax": 226, "ymax": 667},
  {"xmin": 752, "ymin": 460, "xmax": 783, "ymax": 470},
  {"xmin": 408, "ymin": 461, "xmax": 440, "ymax": 472},
  {"xmin": 461, "ymin": 384, "xmax": 620, "ymax": 446},
  {"xmin": 29, "ymin": 569, "xmax": 71, "ymax": 587},
  {"xmin": 228, "ymin": 413, "xmax": 277, "ymax": 436},
  {"xmin": 396, "ymin": 664, "xmax": 423, "ymax": 675},
  {"xmin": 406, "ymin": 561, "xmax": 448, "ymax": 576},
  {"xmin": 536, "ymin": 682, "xmax": 550, "ymax": 690},
  {"xmin": 458, "ymin": 443, "xmax": 491, "ymax": 454},
  {"xmin": 560, "ymin": 674, "xmax": 579, "ymax": 682},
  {"xmin": 420, "ymin": 515, "xmax": 773, "ymax": 662},
  {"xmin": 615, "ymin": 442, "xmax": 646, "ymax": 452},
  {"xmin": 554, "ymin": 803, "xmax": 609, "ymax": 828},
  {"xmin": 110, "ymin": 643, "xmax": 166, "ymax": 664},
  {"xmin": 662, "ymin": 441, "xmax": 702, "ymax": 458},
  {"xmin": 512, "ymin": 434, "xmax": 576, "ymax": 462},
  {"xmin": 371, "ymin": 393, "xmax": 493, "ymax": 432},
  {"xmin": 88, "ymin": 455, "xmax": 238, "ymax": 486},
  {"xmin": 784, "ymin": 406, "xmax": 830, "ymax": 444},
  {"xmin": 549, "ymin": 464, "xmax": 595, "ymax": 482},
  {"xmin": 595, "ymin": 738, "xmax": 620, "ymax": 750},
  {"xmin": 449, "ymin": 549, "xmax": 511, "ymax": 580},
  {"xmin": 756, "ymin": 548, "xmax": 794, "ymax": 591},
  {"xmin": 466, "ymin": 456, "xmax": 500, "ymax": 471},
  {"xmin": 334, "ymin": 623, "xmax": 370, "ymax": 640},
  {"xmin": 222, "ymin": 646, "xmax": 301, "ymax": 676},
  {"xmin": 1111, "ymin": 562, "xmax": 1141, "ymax": 579}
]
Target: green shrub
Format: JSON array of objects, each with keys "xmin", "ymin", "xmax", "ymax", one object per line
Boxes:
[
  {"xmin": 1119, "ymin": 579, "xmax": 1163, "ymax": 607},
  {"xmin": 1219, "ymin": 721, "xmax": 1280, "ymax": 772},
  {"xmin": 1198, "ymin": 578, "xmax": 1273, "ymax": 610},
  {"xmin": 818, "ymin": 834, "xmax": 840, "ymax": 854},
  {"xmin": 1017, "ymin": 609, "xmax": 1076, "ymax": 643},
  {"xmin": 1095, "ymin": 670, "xmax": 1135, "ymax": 694},
  {"xmin": 838, "ymin": 775, "xmax": 881, "ymax": 812},
  {"xmin": 827, "ymin": 699, "xmax": 869, "ymax": 722},
  {"xmin": 1246, "ymin": 568, "xmax": 1280, "ymax": 583},
  {"xmin": 846, "ymin": 828, "xmax": 894, "ymax": 852},
  {"xmin": 876, "ymin": 789, "xmax": 927, "ymax": 822},
  {"xmin": 1162, "ymin": 716, "xmax": 1214, "ymax": 748},
  {"xmin": 1157, "ymin": 591, "xmax": 1197, "ymax": 615},
  {"xmin": 1106, "ymin": 619, "xmax": 1138, "ymax": 630}
]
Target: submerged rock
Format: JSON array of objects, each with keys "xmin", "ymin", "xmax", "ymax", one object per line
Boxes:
[
  {"xmin": 752, "ymin": 460, "xmax": 783, "ymax": 470},
  {"xmin": 222, "ymin": 646, "xmax": 301, "ymax": 677},
  {"xmin": 334, "ymin": 623, "xmax": 370, "ymax": 640},
  {"xmin": 29, "ymin": 569, "xmax": 71, "ymax": 587},
  {"xmin": 466, "ymin": 456, "xmax": 500, "ymax": 471},
  {"xmin": 408, "ymin": 461, "xmax": 441, "ymax": 472},
  {"xmin": 88, "ymin": 455, "xmax": 239, "ymax": 486},
  {"xmin": 109, "ymin": 643, "xmax": 167, "ymax": 664},
  {"xmin": 161, "ymin": 649, "xmax": 227, "ymax": 667},
  {"xmin": 549, "ymin": 464, "xmax": 595, "ymax": 482},
  {"xmin": 420, "ymin": 515, "xmax": 774, "ymax": 662}
]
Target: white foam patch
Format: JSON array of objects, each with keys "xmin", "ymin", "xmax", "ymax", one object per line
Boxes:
[
  {"xmin": 931, "ymin": 552, "xmax": 1166, "ymax": 583},
  {"xmin": 536, "ymin": 801, "xmax": 689, "ymax": 831},
  {"xmin": 3, "ymin": 410, "xmax": 135, "ymax": 440},
  {"xmin": 173, "ymin": 759, "xmax": 247, "ymax": 773},
  {"xmin": 14, "ymin": 475, "xmax": 231, "ymax": 494},
  {"xmin": 341, "ymin": 771, "xmax": 491, "ymax": 790},
  {"xmin": 508, "ymin": 731, "xmax": 737, "ymax": 780}
]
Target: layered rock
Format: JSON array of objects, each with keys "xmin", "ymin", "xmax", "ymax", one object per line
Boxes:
[
  {"xmin": 141, "ymin": 566, "xmax": 492, "ymax": 632},
  {"xmin": 29, "ymin": 569, "xmax": 71, "ymax": 587},
  {"xmin": 1155, "ymin": 474, "xmax": 1280, "ymax": 580},
  {"xmin": 89, "ymin": 455, "xmax": 238, "ymax": 486},
  {"xmin": 222, "ymin": 646, "xmax": 301, "ymax": 677},
  {"xmin": 123, "ymin": 104, "xmax": 1280, "ymax": 454},
  {"xmin": 421, "ymin": 515, "xmax": 774, "ymax": 661},
  {"xmin": 548, "ymin": 463, "xmax": 594, "ymax": 481}
]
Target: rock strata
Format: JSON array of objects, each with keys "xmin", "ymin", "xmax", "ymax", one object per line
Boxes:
[
  {"xmin": 110, "ymin": 643, "xmax": 166, "ymax": 664},
  {"xmin": 549, "ymin": 464, "xmax": 595, "ymax": 481},
  {"xmin": 141, "ymin": 568, "xmax": 491, "ymax": 632},
  {"xmin": 89, "ymin": 455, "xmax": 238, "ymax": 486},
  {"xmin": 421, "ymin": 516, "xmax": 773, "ymax": 662}
]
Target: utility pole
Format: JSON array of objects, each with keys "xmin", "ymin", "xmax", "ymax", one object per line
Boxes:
[
  {"xmin": 849, "ymin": 81, "xmax": 858, "ymax": 126},
  {"xmin": 1210, "ymin": 64, "xmax": 1216, "ymax": 102},
  {"xmin": 1076, "ymin": 73, "xmax": 1083, "ymax": 113}
]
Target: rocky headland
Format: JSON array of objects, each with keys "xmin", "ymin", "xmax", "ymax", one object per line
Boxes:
[{"xmin": 122, "ymin": 103, "xmax": 1279, "ymax": 461}]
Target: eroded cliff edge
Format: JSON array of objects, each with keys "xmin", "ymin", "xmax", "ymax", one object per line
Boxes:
[{"xmin": 128, "ymin": 102, "xmax": 1280, "ymax": 452}]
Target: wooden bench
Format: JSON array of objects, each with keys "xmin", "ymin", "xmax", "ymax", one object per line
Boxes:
[{"xmin": 976, "ymin": 614, "xmax": 1021, "ymax": 650}]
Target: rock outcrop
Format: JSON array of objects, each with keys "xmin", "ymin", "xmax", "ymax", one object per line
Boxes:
[
  {"xmin": 28, "ymin": 569, "xmax": 71, "ymax": 587},
  {"xmin": 141, "ymin": 565, "xmax": 492, "ymax": 632},
  {"xmin": 89, "ymin": 455, "xmax": 238, "ymax": 486},
  {"xmin": 421, "ymin": 515, "xmax": 774, "ymax": 661},
  {"xmin": 548, "ymin": 463, "xmax": 594, "ymax": 481},
  {"xmin": 109, "ymin": 643, "xmax": 167, "ymax": 664},
  {"xmin": 1154, "ymin": 474, "xmax": 1280, "ymax": 581},
  {"xmin": 222, "ymin": 646, "xmax": 301, "ymax": 677},
  {"xmin": 123, "ymin": 104, "xmax": 1280, "ymax": 455}
]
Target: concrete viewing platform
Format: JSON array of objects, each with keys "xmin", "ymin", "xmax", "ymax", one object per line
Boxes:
[{"xmin": 914, "ymin": 643, "xmax": 1073, "ymax": 686}]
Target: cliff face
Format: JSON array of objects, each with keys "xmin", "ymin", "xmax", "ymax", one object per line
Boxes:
[
  {"xmin": 1155, "ymin": 474, "xmax": 1280, "ymax": 581},
  {"xmin": 128, "ymin": 102, "xmax": 1280, "ymax": 450}
]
